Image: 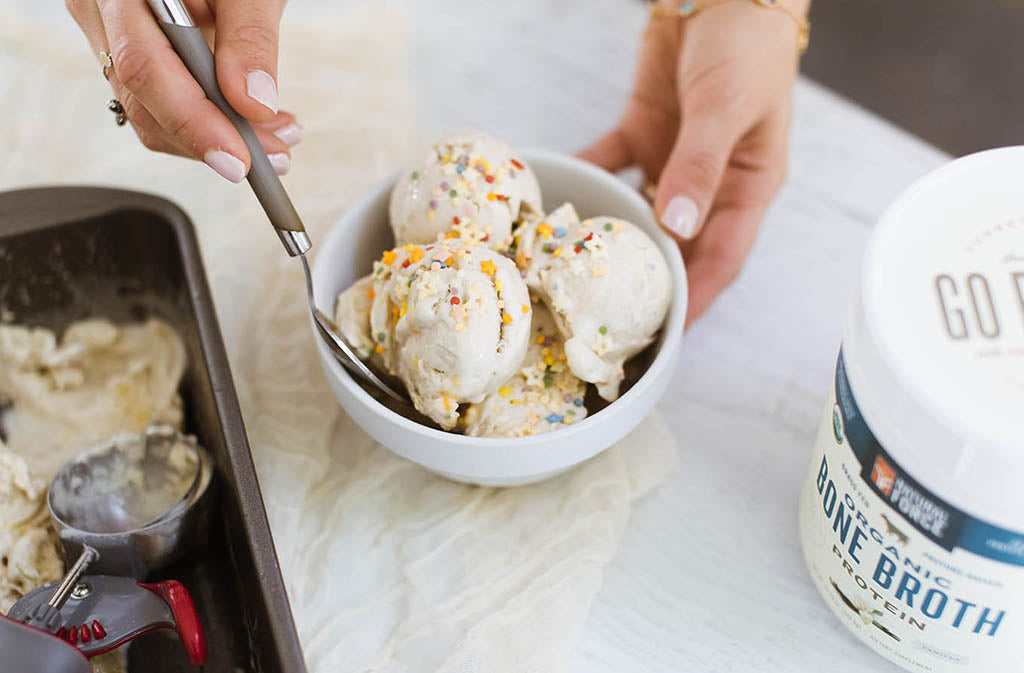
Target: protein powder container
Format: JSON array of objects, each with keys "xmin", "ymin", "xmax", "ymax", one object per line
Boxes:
[{"xmin": 798, "ymin": 147, "xmax": 1024, "ymax": 672}]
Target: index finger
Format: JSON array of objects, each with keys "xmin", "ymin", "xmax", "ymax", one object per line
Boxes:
[{"xmin": 97, "ymin": 0, "xmax": 252, "ymax": 179}]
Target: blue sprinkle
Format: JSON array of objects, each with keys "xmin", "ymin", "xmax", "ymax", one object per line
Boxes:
[
  {"xmin": 573, "ymin": 398, "xmax": 584, "ymax": 407},
  {"xmin": 546, "ymin": 414, "xmax": 564, "ymax": 424},
  {"xmin": 456, "ymin": 165, "xmax": 465, "ymax": 174},
  {"xmin": 553, "ymin": 227, "xmax": 567, "ymax": 238}
]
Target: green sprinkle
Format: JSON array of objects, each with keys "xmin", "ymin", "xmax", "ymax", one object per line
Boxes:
[
  {"xmin": 377, "ymin": 332, "xmax": 386, "ymax": 342},
  {"xmin": 543, "ymin": 366, "xmax": 554, "ymax": 389},
  {"xmin": 449, "ymin": 189, "xmax": 458, "ymax": 197},
  {"xmin": 412, "ymin": 171, "xmax": 420, "ymax": 180},
  {"xmin": 542, "ymin": 243, "xmax": 553, "ymax": 253},
  {"xmin": 599, "ymin": 325, "xmax": 608, "ymax": 335},
  {"xmin": 604, "ymin": 222, "xmax": 613, "ymax": 231}
]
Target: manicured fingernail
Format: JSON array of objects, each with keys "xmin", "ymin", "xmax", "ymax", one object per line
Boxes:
[
  {"xmin": 204, "ymin": 150, "xmax": 246, "ymax": 183},
  {"xmin": 661, "ymin": 195, "xmax": 699, "ymax": 239},
  {"xmin": 268, "ymin": 152, "xmax": 290, "ymax": 175},
  {"xmin": 273, "ymin": 123, "xmax": 302, "ymax": 147},
  {"xmin": 246, "ymin": 70, "xmax": 278, "ymax": 113}
]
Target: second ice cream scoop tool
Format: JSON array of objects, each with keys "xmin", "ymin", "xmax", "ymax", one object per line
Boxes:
[
  {"xmin": 47, "ymin": 425, "xmax": 214, "ymax": 578},
  {"xmin": 146, "ymin": 0, "xmax": 410, "ymax": 405},
  {"xmin": 9, "ymin": 575, "xmax": 207, "ymax": 666}
]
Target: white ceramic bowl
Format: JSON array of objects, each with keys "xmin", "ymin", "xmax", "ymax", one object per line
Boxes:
[{"xmin": 311, "ymin": 149, "xmax": 687, "ymax": 486}]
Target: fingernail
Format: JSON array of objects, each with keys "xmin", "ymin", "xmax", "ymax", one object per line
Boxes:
[
  {"xmin": 246, "ymin": 70, "xmax": 278, "ymax": 113},
  {"xmin": 204, "ymin": 150, "xmax": 246, "ymax": 183},
  {"xmin": 661, "ymin": 195, "xmax": 699, "ymax": 239},
  {"xmin": 273, "ymin": 123, "xmax": 302, "ymax": 147},
  {"xmin": 268, "ymin": 152, "xmax": 290, "ymax": 175}
]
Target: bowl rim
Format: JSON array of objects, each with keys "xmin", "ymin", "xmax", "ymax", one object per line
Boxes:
[{"xmin": 311, "ymin": 148, "xmax": 687, "ymax": 448}]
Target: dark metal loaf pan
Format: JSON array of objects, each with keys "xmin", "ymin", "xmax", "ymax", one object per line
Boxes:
[{"xmin": 0, "ymin": 186, "xmax": 307, "ymax": 673}]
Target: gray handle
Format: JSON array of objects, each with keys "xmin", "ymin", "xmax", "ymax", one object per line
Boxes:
[{"xmin": 157, "ymin": 21, "xmax": 311, "ymax": 256}]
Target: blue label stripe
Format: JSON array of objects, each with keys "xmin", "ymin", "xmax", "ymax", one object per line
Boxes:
[{"xmin": 835, "ymin": 350, "xmax": 1024, "ymax": 567}]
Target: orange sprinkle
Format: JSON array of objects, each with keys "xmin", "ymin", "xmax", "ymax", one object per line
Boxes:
[
  {"xmin": 502, "ymin": 313, "xmax": 513, "ymax": 324},
  {"xmin": 409, "ymin": 247, "xmax": 424, "ymax": 263},
  {"xmin": 536, "ymin": 223, "xmax": 553, "ymax": 239},
  {"xmin": 375, "ymin": 345, "xmax": 384, "ymax": 354},
  {"xmin": 480, "ymin": 260, "xmax": 497, "ymax": 276},
  {"xmin": 381, "ymin": 250, "xmax": 398, "ymax": 265},
  {"xmin": 366, "ymin": 287, "xmax": 375, "ymax": 300},
  {"xmin": 535, "ymin": 335, "xmax": 546, "ymax": 345},
  {"xmin": 442, "ymin": 395, "xmax": 451, "ymax": 411},
  {"xmin": 486, "ymin": 193, "xmax": 497, "ymax": 201},
  {"xmin": 521, "ymin": 304, "xmax": 530, "ymax": 314},
  {"xmin": 445, "ymin": 256, "xmax": 454, "ymax": 266}
]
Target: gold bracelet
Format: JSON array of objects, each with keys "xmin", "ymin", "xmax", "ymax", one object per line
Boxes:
[{"xmin": 650, "ymin": 0, "xmax": 810, "ymax": 54}]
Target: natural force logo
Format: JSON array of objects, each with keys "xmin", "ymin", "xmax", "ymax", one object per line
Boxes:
[{"xmin": 871, "ymin": 455, "xmax": 952, "ymax": 539}]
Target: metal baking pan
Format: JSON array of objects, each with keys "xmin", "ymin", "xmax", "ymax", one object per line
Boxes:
[{"xmin": 0, "ymin": 186, "xmax": 306, "ymax": 672}]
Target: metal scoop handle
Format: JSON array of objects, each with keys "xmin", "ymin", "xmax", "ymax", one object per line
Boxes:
[{"xmin": 146, "ymin": 0, "xmax": 311, "ymax": 257}]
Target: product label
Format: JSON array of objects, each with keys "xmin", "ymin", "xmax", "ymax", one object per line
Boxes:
[{"xmin": 799, "ymin": 352, "xmax": 1024, "ymax": 672}]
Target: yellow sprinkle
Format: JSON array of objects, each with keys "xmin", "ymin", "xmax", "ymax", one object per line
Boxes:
[
  {"xmin": 544, "ymin": 355, "xmax": 555, "ymax": 366},
  {"xmin": 484, "ymin": 162, "xmax": 492, "ymax": 171},
  {"xmin": 521, "ymin": 304, "xmax": 530, "ymax": 314},
  {"xmin": 399, "ymin": 301, "xmax": 408, "ymax": 317},
  {"xmin": 509, "ymin": 399, "xmax": 521, "ymax": 405},
  {"xmin": 381, "ymin": 250, "xmax": 398, "ymax": 265},
  {"xmin": 480, "ymin": 260, "xmax": 497, "ymax": 276},
  {"xmin": 445, "ymin": 231, "xmax": 459, "ymax": 239},
  {"xmin": 375, "ymin": 345, "xmax": 384, "ymax": 354},
  {"xmin": 553, "ymin": 247, "xmax": 563, "ymax": 257},
  {"xmin": 498, "ymin": 386, "xmax": 512, "ymax": 398},
  {"xmin": 410, "ymin": 247, "xmax": 424, "ymax": 263},
  {"xmin": 404, "ymin": 244, "xmax": 415, "ymax": 253},
  {"xmin": 443, "ymin": 154, "xmax": 451, "ymax": 163},
  {"xmin": 428, "ymin": 210, "xmax": 436, "ymax": 221},
  {"xmin": 536, "ymin": 223, "xmax": 553, "ymax": 239},
  {"xmin": 445, "ymin": 256, "xmax": 455, "ymax": 267},
  {"xmin": 502, "ymin": 313, "xmax": 513, "ymax": 324},
  {"xmin": 486, "ymin": 193, "xmax": 497, "ymax": 201},
  {"xmin": 442, "ymin": 395, "xmax": 451, "ymax": 411},
  {"xmin": 535, "ymin": 335, "xmax": 546, "ymax": 345},
  {"xmin": 541, "ymin": 347, "xmax": 550, "ymax": 356},
  {"xmin": 494, "ymin": 280, "xmax": 504, "ymax": 292},
  {"xmin": 592, "ymin": 264, "xmax": 607, "ymax": 278}
]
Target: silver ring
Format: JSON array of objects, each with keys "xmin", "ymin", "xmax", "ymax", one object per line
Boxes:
[
  {"xmin": 107, "ymin": 99, "xmax": 127, "ymax": 127},
  {"xmin": 99, "ymin": 50, "xmax": 113, "ymax": 81}
]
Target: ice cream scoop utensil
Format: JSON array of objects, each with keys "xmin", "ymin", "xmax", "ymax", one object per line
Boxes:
[
  {"xmin": 9, "ymin": 575, "xmax": 207, "ymax": 666},
  {"xmin": 48, "ymin": 426, "xmax": 213, "ymax": 578},
  {"xmin": 147, "ymin": 0, "xmax": 413, "ymax": 405}
]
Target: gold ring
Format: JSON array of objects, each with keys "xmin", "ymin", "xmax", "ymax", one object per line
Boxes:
[{"xmin": 99, "ymin": 50, "xmax": 113, "ymax": 81}]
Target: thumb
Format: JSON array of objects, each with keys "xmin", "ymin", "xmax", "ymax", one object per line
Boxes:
[
  {"xmin": 655, "ymin": 110, "xmax": 741, "ymax": 241},
  {"xmin": 213, "ymin": 0, "xmax": 285, "ymax": 123}
]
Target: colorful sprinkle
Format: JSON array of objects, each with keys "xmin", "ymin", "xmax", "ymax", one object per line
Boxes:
[
  {"xmin": 542, "ymin": 243, "xmax": 554, "ymax": 253},
  {"xmin": 604, "ymin": 222, "xmax": 614, "ymax": 232},
  {"xmin": 553, "ymin": 227, "xmax": 567, "ymax": 238},
  {"xmin": 485, "ymin": 175, "xmax": 495, "ymax": 183},
  {"xmin": 599, "ymin": 325, "xmax": 608, "ymax": 335},
  {"xmin": 440, "ymin": 181, "xmax": 450, "ymax": 191},
  {"xmin": 366, "ymin": 287, "xmax": 375, "ymax": 300},
  {"xmin": 453, "ymin": 216, "xmax": 461, "ymax": 225},
  {"xmin": 536, "ymin": 335, "xmax": 546, "ymax": 345},
  {"xmin": 449, "ymin": 189, "xmax": 458, "ymax": 198},
  {"xmin": 574, "ymin": 397, "xmax": 584, "ymax": 407},
  {"xmin": 480, "ymin": 260, "xmax": 497, "ymax": 276},
  {"xmin": 411, "ymin": 171, "xmax": 420, "ymax": 180},
  {"xmin": 429, "ymin": 199, "xmax": 438, "ymax": 209},
  {"xmin": 502, "ymin": 313, "xmax": 513, "ymax": 324},
  {"xmin": 494, "ymin": 280, "xmax": 504, "ymax": 292},
  {"xmin": 537, "ymin": 223, "xmax": 553, "ymax": 239},
  {"xmin": 450, "ymin": 296, "xmax": 461, "ymax": 305},
  {"xmin": 377, "ymin": 332, "xmax": 386, "ymax": 342},
  {"xmin": 442, "ymin": 395, "xmax": 451, "ymax": 411},
  {"xmin": 381, "ymin": 250, "xmax": 398, "ymax": 265},
  {"xmin": 400, "ymin": 301, "xmax": 408, "ymax": 317},
  {"xmin": 546, "ymin": 414, "xmax": 564, "ymax": 424},
  {"xmin": 510, "ymin": 158, "xmax": 525, "ymax": 170},
  {"xmin": 486, "ymin": 193, "xmax": 497, "ymax": 201},
  {"xmin": 553, "ymin": 247, "xmax": 563, "ymax": 258},
  {"xmin": 498, "ymin": 386, "xmax": 512, "ymax": 398},
  {"xmin": 409, "ymin": 247, "xmax": 424, "ymax": 263},
  {"xmin": 375, "ymin": 345, "xmax": 384, "ymax": 354},
  {"xmin": 521, "ymin": 304, "xmax": 530, "ymax": 314}
]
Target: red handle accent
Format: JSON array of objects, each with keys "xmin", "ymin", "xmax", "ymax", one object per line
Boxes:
[{"xmin": 139, "ymin": 581, "xmax": 207, "ymax": 667}]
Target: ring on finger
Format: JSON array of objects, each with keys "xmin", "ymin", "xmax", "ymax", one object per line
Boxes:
[{"xmin": 98, "ymin": 50, "xmax": 113, "ymax": 81}]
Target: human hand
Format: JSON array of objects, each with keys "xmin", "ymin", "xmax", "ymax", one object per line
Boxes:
[
  {"xmin": 581, "ymin": 0, "xmax": 808, "ymax": 326},
  {"xmin": 67, "ymin": 0, "xmax": 302, "ymax": 182}
]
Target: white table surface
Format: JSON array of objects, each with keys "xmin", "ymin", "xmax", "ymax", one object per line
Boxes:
[{"xmin": 24, "ymin": 1, "xmax": 950, "ymax": 670}]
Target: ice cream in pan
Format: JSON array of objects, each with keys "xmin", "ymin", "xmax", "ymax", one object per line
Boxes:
[{"xmin": 337, "ymin": 131, "xmax": 671, "ymax": 435}]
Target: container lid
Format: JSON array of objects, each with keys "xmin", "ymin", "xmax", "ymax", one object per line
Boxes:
[{"xmin": 846, "ymin": 147, "xmax": 1024, "ymax": 525}]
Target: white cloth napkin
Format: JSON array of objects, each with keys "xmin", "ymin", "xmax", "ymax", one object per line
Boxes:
[{"xmin": 0, "ymin": 6, "xmax": 677, "ymax": 671}]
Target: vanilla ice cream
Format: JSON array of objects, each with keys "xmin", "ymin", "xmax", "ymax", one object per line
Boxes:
[
  {"xmin": 389, "ymin": 130, "xmax": 543, "ymax": 249},
  {"xmin": 463, "ymin": 302, "xmax": 588, "ymax": 437},
  {"xmin": 0, "ymin": 318, "xmax": 185, "ymax": 635},
  {"xmin": 334, "ymin": 275, "xmax": 379, "ymax": 362},
  {"xmin": 516, "ymin": 203, "xmax": 671, "ymax": 400},
  {"xmin": 369, "ymin": 239, "xmax": 532, "ymax": 428}
]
